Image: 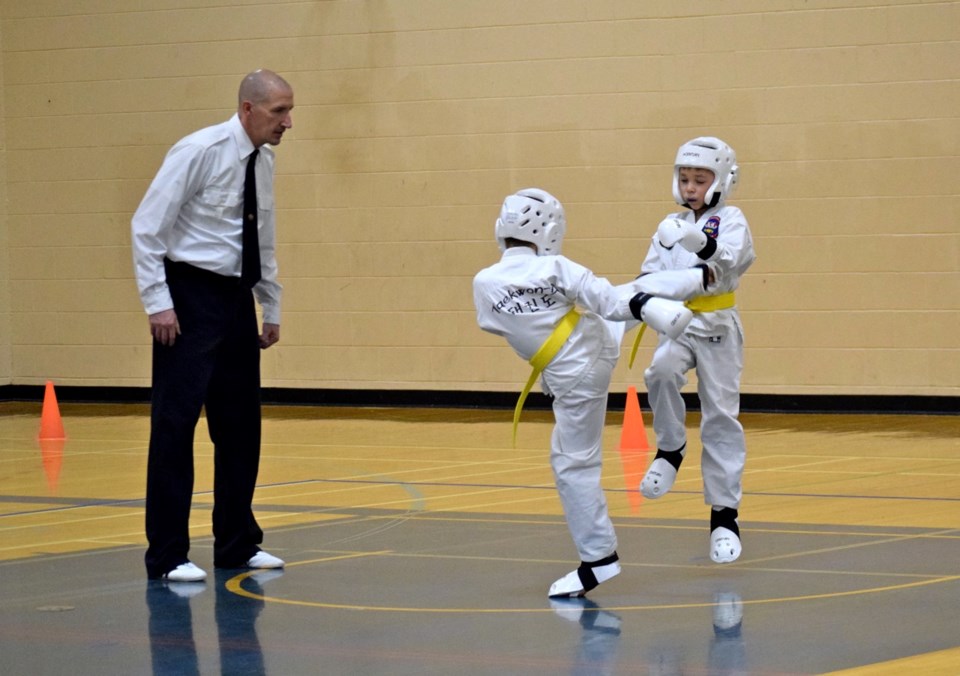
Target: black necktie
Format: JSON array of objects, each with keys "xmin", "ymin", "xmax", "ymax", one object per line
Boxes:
[{"xmin": 241, "ymin": 148, "xmax": 261, "ymax": 288}]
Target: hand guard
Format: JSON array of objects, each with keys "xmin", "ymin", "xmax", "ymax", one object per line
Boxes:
[
  {"xmin": 628, "ymin": 294, "xmax": 693, "ymax": 340},
  {"xmin": 657, "ymin": 217, "xmax": 708, "ymax": 254}
]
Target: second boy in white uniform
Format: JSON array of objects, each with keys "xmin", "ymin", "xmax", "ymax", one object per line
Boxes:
[{"xmin": 638, "ymin": 137, "xmax": 756, "ymax": 563}]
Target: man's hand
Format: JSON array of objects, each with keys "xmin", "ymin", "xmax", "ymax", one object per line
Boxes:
[
  {"xmin": 260, "ymin": 323, "xmax": 280, "ymax": 349},
  {"xmin": 149, "ymin": 309, "xmax": 180, "ymax": 346}
]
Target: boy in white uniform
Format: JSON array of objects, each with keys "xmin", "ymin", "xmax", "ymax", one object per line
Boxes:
[
  {"xmin": 474, "ymin": 188, "xmax": 710, "ymax": 597},
  {"xmin": 638, "ymin": 137, "xmax": 756, "ymax": 563}
]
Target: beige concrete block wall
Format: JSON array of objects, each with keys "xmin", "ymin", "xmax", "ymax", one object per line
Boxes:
[
  {"xmin": 0, "ymin": 18, "xmax": 8, "ymax": 384},
  {"xmin": 0, "ymin": 0, "xmax": 957, "ymax": 396}
]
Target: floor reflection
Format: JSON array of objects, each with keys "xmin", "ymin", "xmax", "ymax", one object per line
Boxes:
[
  {"xmin": 214, "ymin": 569, "xmax": 279, "ymax": 676},
  {"xmin": 644, "ymin": 589, "xmax": 747, "ymax": 675},
  {"xmin": 146, "ymin": 580, "xmax": 201, "ymax": 676},
  {"xmin": 146, "ymin": 569, "xmax": 282, "ymax": 675},
  {"xmin": 709, "ymin": 590, "xmax": 746, "ymax": 675},
  {"xmin": 550, "ymin": 597, "xmax": 622, "ymax": 675}
]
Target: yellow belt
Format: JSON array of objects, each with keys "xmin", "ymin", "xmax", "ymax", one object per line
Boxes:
[
  {"xmin": 512, "ymin": 308, "xmax": 581, "ymax": 446},
  {"xmin": 684, "ymin": 291, "xmax": 736, "ymax": 313},
  {"xmin": 628, "ymin": 292, "xmax": 736, "ymax": 369}
]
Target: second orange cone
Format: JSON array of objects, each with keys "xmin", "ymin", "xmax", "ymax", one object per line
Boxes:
[
  {"xmin": 618, "ymin": 386, "xmax": 649, "ymax": 452},
  {"xmin": 39, "ymin": 380, "xmax": 66, "ymax": 440},
  {"xmin": 617, "ymin": 386, "xmax": 650, "ymax": 514}
]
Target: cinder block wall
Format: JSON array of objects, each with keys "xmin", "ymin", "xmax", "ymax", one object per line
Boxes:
[
  {"xmin": 0, "ymin": 1, "xmax": 957, "ymax": 396},
  {"xmin": 0, "ymin": 22, "xmax": 8, "ymax": 384}
]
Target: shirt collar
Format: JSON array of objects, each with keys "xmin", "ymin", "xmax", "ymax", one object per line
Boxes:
[{"xmin": 228, "ymin": 113, "xmax": 258, "ymax": 161}]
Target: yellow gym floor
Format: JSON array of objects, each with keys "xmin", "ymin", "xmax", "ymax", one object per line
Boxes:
[{"xmin": 1, "ymin": 402, "xmax": 958, "ymax": 674}]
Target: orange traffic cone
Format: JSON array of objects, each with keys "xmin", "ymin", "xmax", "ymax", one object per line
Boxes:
[
  {"xmin": 619, "ymin": 386, "xmax": 649, "ymax": 452},
  {"xmin": 617, "ymin": 386, "xmax": 650, "ymax": 513},
  {"xmin": 39, "ymin": 381, "xmax": 66, "ymax": 440}
]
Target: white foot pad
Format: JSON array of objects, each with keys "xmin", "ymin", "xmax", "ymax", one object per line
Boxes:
[
  {"xmin": 548, "ymin": 561, "xmax": 621, "ymax": 598},
  {"xmin": 640, "ymin": 458, "xmax": 678, "ymax": 499},
  {"xmin": 710, "ymin": 527, "xmax": 742, "ymax": 563},
  {"xmin": 549, "ymin": 570, "xmax": 586, "ymax": 598}
]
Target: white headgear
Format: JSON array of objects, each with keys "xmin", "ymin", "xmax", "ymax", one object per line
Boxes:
[
  {"xmin": 495, "ymin": 188, "xmax": 566, "ymax": 256},
  {"xmin": 672, "ymin": 137, "xmax": 739, "ymax": 209}
]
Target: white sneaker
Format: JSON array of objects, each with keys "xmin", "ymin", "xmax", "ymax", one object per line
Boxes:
[
  {"xmin": 640, "ymin": 457, "xmax": 678, "ymax": 498},
  {"xmin": 162, "ymin": 562, "xmax": 207, "ymax": 582},
  {"xmin": 246, "ymin": 551, "xmax": 285, "ymax": 569},
  {"xmin": 710, "ymin": 527, "xmax": 742, "ymax": 564}
]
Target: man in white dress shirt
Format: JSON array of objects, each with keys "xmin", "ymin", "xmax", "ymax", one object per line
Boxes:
[{"xmin": 132, "ymin": 70, "xmax": 292, "ymax": 582}]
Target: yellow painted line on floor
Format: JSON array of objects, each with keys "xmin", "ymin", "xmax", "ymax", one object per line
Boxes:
[
  {"xmin": 821, "ymin": 646, "xmax": 960, "ymax": 675},
  {"xmin": 223, "ymin": 553, "xmax": 960, "ymax": 614},
  {"xmin": 0, "ymin": 511, "xmax": 352, "ymax": 561},
  {"xmin": 737, "ymin": 526, "xmax": 960, "ymax": 566}
]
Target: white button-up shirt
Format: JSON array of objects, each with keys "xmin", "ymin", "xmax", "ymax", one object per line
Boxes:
[{"xmin": 131, "ymin": 114, "xmax": 282, "ymax": 324}]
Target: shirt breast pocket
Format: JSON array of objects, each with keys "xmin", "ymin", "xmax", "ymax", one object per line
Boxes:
[
  {"xmin": 196, "ymin": 188, "xmax": 243, "ymax": 221},
  {"xmin": 257, "ymin": 192, "xmax": 274, "ymax": 217}
]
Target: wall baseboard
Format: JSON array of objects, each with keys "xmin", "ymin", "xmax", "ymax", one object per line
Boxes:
[{"xmin": 0, "ymin": 385, "xmax": 955, "ymax": 415}]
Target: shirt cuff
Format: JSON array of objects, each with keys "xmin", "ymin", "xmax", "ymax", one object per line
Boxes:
[
  {"xmin": 261, "ymin": 302, "xmax": 280, "ymax": 326},
  {"xmin": 141, "ymin": 286, "xmax": 174, "ymax": 316}
]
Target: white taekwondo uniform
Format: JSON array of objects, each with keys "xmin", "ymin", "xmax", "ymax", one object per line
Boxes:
[
  {"xmin": 473, "ymin": 247, "xmax": 643, "ymax": 562},
  {"xmin": 641, "ymin": 204, "xmax": 756, "ymax": 509}
]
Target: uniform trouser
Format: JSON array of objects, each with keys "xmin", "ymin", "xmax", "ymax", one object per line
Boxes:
[
  {"xmin": 550, "ymin": 354, "xmax": 619, "ymax": 562},
  {"xmin": 643, "ymin": 324, "xmax": 746, "ymax": 509},
  {"xmin": 144, "ymin": 260, "xmax": 263, "ymax": 577}
]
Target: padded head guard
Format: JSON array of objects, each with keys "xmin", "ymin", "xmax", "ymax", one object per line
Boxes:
[
  {"xmin": 495, "ymin": 188, "xmax": 566, "ymax": 256},
  {"xmin": 672, "ymin": 137, "xmax": 739, "ymax": 209}
]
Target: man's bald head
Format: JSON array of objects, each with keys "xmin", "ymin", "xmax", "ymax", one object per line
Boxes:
[
  {"xmin": 237, "ymin": 70, "xmax": 294, "ymax": 147},
  {"xmin": 238, "ymin": 69, "xmax": 292, "ymax": 108}
]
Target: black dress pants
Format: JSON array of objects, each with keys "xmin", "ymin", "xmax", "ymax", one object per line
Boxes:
[{"xmin": 145, "ymin": 260, "xmax": 263, "ymax": 577}]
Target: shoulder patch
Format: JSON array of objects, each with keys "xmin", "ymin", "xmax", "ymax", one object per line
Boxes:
[{"xmin": 703, "ymin": 216, "xmax": 721, "ymax": 239}]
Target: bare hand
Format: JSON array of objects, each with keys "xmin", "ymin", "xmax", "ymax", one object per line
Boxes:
[
  {"xmin": 260, "ymin": 323, "xmax": 280, "ymax": 349},
  {"xmin": 149, "ymin": 309, "xmax": 180, "ymax": 346}
]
